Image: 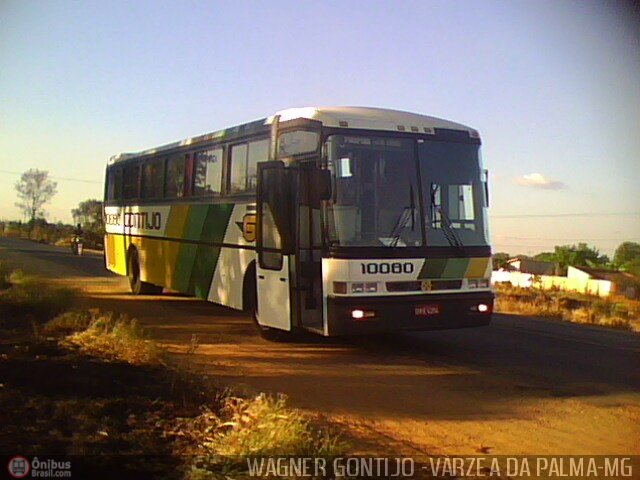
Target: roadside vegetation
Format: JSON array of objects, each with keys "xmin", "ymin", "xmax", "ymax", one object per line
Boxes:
[
  {"xmin": 1, "ymin": 190, "xmax": 105, "ymax": 249},
  {"xmin": 0, "ymin": 263, "xmax": 346, "ymax": 478},
  {"xmin": 494, "ymin": 283, "xmax": 639, "ymax": 331}
]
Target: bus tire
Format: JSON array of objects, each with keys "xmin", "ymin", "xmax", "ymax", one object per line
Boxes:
[{"xmin": 128, "ymin": 248, "xmax": 162, "ymax": 295}]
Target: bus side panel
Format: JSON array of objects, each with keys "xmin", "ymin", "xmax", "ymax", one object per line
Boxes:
[
  {"xmin": 207, "ymin": 203, "xmax": 257, "ymax": 310},
  {"xmin": 105, "ymin": 231, "xmax": 129, "ymax": 276},
  {"xmin": 161, "ymin": 203, "xmax": 234, "ymax": 297},
  {"xmin": 104, "ymin": 202, "xmax": 257, "ymax": 308},
  {"xmin": 208, "ymin": 247, "xmax": 255, "ymax": 310}
]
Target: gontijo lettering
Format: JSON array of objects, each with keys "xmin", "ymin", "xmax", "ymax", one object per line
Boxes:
[{"xmin": 104, "ymin": 211, "xmax": 162, "ymax": 230}]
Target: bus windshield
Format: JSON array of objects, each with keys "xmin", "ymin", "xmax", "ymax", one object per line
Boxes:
[
  {"xmin": 418, "ymin": 141, "xmax": 488, "ymax": 247},
  {"xmin": 324, "ymin": 135, "xmax": 489, "ymax": 248},
  {"xmin": 324, "ymin": 135, "xmax": 422, "ymax": 247}
]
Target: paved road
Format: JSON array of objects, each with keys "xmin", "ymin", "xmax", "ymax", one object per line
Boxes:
[{"xmin": 1, "ymin": 236, "xmax": 638, "ymax": 455}]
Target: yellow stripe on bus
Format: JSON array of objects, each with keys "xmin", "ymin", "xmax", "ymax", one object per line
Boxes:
[{"xmin": 465, "ymin": 257, "xmax": 490, "ymax": 278}]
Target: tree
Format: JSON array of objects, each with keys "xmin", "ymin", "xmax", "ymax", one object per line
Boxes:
[
  {"xmin": 71, "ymin": 199, "xmax": 105, "ymax": 249},
  {"xmin": 614, "ymin": 242, "xmax": 640, "ymax": 276},
  {"xmin": 492, "ymin": 252, "xmax": 510, "ymax": 270},
  {"xmin": 71, "ymin": 199, "xmax": 103, "ymax": 229},
  {"xmin": 548, "ymin": 243, "xmax": 609, "ymax": 274},
  {"xmin": 533, "ymin": 251, "xmax": 555, "ymax": 262},
  {"xmin": 15, "ymin": 169, "xmax": 58, "ymax": 234},
  {"xmin": 614, "ymin": 242, "xmax": 640, "ymax": 267}
]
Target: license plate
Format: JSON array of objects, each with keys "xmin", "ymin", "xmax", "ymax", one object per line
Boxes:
[{"xmin": 415, "ymin": 304, "xmax": 440, "ymax": 316}]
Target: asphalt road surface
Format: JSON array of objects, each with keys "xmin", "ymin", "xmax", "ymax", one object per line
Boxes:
[{"xmin": 1, "ymin": 236, "xmax": 638, "ymax": 455}]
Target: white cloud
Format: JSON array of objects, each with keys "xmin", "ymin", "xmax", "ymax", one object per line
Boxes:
[{"xmin": 516, "ymin": 173, "xmax": 566, "ymax": 190}]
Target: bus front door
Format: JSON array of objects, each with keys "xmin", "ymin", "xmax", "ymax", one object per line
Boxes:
[
  {"xmin": 295, "ymin": 163, "xmax": 326, "ymax": 333},
  {"xmin": 255, "ymin": 162, "xmax": 292, "ymax": 332}
]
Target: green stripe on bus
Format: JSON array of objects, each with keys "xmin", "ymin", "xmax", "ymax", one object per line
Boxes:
[
  {"xmin": 442, "ymin": 258, "xmax": 469, "ymax": 278},
  {"xmin": 174, "ymin": 243, "xmax": 197, "ymax": 293},
  {"xmin": 173, "ymin": 206, "xmax": 207, "ymax": 292},
  {"xmin": 418, "ymin": 258, "xmax": 448, "ymax": 279},
  {"xmin": 184, "ymin": 205, "xmax": 234, "ymax": 297},
  {"xmin": 191, "ymin": 245, "xmax": 221, "ymax": 298},
  {"xmin": 201, "ymin": 204, "xmax": 235, "ymax": 243}
]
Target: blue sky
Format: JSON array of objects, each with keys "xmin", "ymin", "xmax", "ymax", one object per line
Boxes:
[{"xmin": 1, "ymin": 0, "xmax": 638, "ymax": 255}]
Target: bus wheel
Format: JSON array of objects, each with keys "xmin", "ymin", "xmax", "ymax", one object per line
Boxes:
[{"xmin": 128, "ymin": 249, "xmax": 162, "ymax": 295}]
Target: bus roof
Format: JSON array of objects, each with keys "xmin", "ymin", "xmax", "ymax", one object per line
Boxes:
[
  {"xmin": 109, "ymin": 106, "xmax": 478, "ymax": 164},
  {"xmin": 273, "ymin": 106, "xmax": 477, "ymax": 135}
]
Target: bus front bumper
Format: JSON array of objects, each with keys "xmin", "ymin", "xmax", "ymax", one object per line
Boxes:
[{"xmin": 326, "ymin": 291, "xmax": 494, "ymax": 336}]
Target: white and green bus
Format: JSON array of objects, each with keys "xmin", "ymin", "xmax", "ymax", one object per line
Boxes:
[{"xmin": 104, "ymin": 107, "xmax": 494, "ymax": 339}]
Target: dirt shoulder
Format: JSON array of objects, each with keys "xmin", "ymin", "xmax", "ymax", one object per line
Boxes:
[{"xmin": 1, "ymin": 239, "xmax": 639, "ymax": 457}]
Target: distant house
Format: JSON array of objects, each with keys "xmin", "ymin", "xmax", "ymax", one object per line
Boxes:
[
  {"xmin": 506, "ymin": 257, "xmax": 556, "ymax": 275},
  {"xmin": 569, "ymin": 266, "xmax": 640, "ymax": 300}
]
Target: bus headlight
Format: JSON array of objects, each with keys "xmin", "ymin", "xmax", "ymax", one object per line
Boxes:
[
  {"xmin": 364, "ymin": 282, "xmax": 378, "ymax": 293},
  {"xmin": 352, "ymin": 282, "xmax": 377, "ymax": 293},
  {"xmin": 468, "ymin": 279, "xmax": 489, "ymax": 289}
]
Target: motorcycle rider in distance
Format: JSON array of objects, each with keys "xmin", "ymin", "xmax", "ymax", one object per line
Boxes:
[{"xmin": 71, "ymin": 223, "xmax": 84, "ymax": 255}]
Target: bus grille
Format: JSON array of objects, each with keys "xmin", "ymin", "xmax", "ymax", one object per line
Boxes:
[{"xmin": 386, "ymin": 280, "xmax": 462, "ymax": 292}]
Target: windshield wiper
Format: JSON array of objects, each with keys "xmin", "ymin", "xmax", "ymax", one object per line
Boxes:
[
  {"xmin": 430, "ymin": 184, "xmax": 464, "ymax": 249},
  {"xmin": 388, "ymin": 185, "xmax": 416, "ymax": 247}
]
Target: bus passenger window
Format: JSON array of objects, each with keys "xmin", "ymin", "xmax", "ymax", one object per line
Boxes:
[
  {"xmin": 230, "ymin": 139, "xmax": 269, "ymax": 194},
  {"xmin": 165, "ymin": 154, "xmax": 186, "ymax": 198},
  {"xmin": 122, "ymin": 164, "xmax": 139, "ymax": 200},
  {"xmin": 230, "ymin": 144, "xmax": 248, "ymax": 193},
  {"xmin": 141, "ymin": 160, "xmax": 163, "ymax": 199},
  {"xmin": 107, "ymin": 168, "xmax": 123, "ymax": 201},
  {"xmin": 247, "ymin": 139, "xmax": 269, "ymax": 191},
  {"xmin": 193, "ymin": 148, "xmax": 222, "ymax": 195}
]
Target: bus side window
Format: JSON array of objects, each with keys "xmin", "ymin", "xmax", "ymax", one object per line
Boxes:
[
  {"xmin": 247, "ymin": 139, "xmax": 269, "ymax": 191},
  {"xmin": 107, "ymin": 168, "xmax": 123, "ymax": 201},
  {"xmin": 193, "ymin": 147, "xmax": 223, "ymax": 196},
  {"xmin": 229, "ymin": 139, "xmax": 269, "ymax": 194},
  {"xmin": 165, "ymin": 154, "xmax": 186, "ymax": 198},
  {"xmin": 141, "ymin": 159, "xmax": 164, "ymax": 199},
  {"xmin": 122, "ymin": 164, "xmax": 140, "ymax": 200},
  {"xmin": 229, "ymin": 143, "xmax": 248, "ymax": 194}
]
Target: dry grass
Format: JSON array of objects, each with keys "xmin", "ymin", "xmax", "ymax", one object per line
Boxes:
[
  {"xmin": 61, "ymin": 311, "xmax": 161, "ymax": 365},
  {"xmin": 495, "ymin": 284, "xmax": 637, "ymax": 331},
  {"xmin": 178, "ymin": 393, "xmax": 347, "ymax": 479},
  {"xmin": 213, "ymin": 394, "xmax": 344, "ymax": 457},
  {"xmin": 0, "ymin": 261, "xmax": 350, "ymax": 476},
  {"xmin": 0, "ymin": 260, "xmax": 11, "ymax": 289},
  {"xmin": 43, "ymin": 310, "xmax": 95, "ymax": 336},
  {"xmin": 0, "ymin": 270, "xmax": 78, "ymax": 326}
]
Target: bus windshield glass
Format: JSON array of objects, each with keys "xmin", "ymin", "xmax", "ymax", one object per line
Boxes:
[
  {"xmin": 324, "ymin": 135, "xmax": 489, "ymax": 248},
  {"xmin": 324, "ymin": 135, "xmax": 422, "ymax": 247},
  {"xmin": 418, "ymin": 141, "xmax": 488, "ymax": 247}
]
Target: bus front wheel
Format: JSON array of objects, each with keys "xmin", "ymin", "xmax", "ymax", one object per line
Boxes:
[{"xmin": 128, "ymin": 249, "xmax": 162, "ymax": 295}]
